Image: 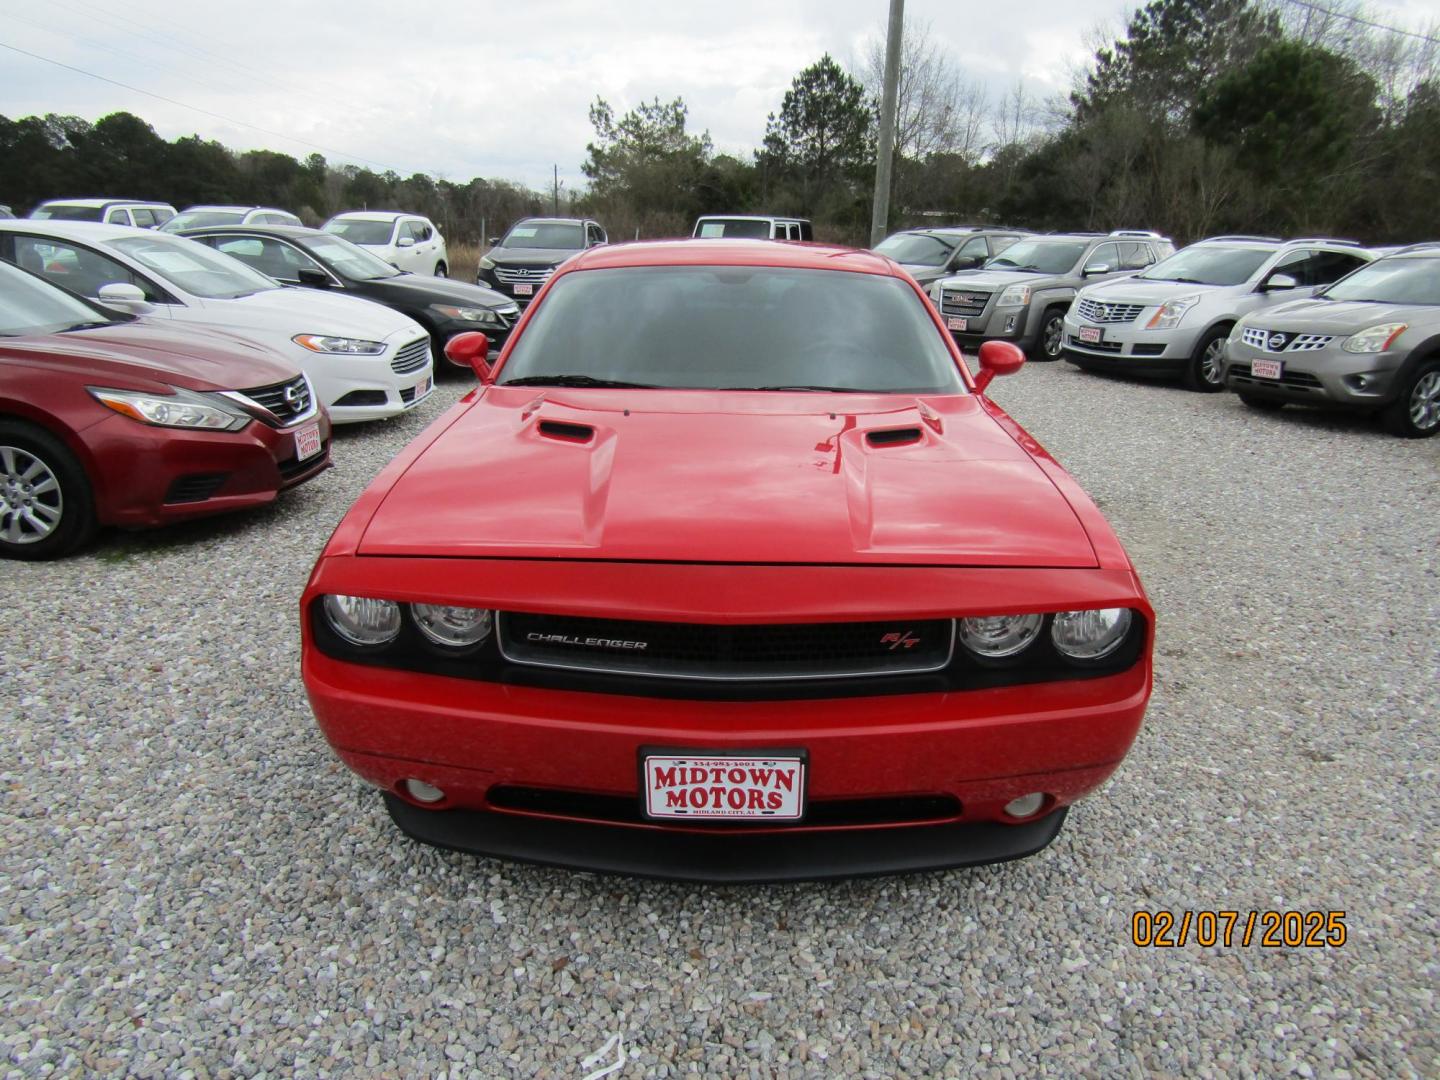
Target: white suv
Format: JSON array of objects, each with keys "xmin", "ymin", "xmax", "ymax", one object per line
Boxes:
[
  {"xmin": 1064, "ymin": 237, "xmax": 1375, "ymax": 391},
  {"xmin": 29, "ymin": 199, "xmax": 177, "ymax": 229},
  {"xmin": 160, "ymin": 205, "xmax": 303, "ymax": 232},
  {"xmin": 321, "ymin": 212, "xmax": 448, "ymax": 277}
]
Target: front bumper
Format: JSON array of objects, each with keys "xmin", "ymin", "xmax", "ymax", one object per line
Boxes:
[
  {"xmin": 1223, "ymin": 341, "xmax": 1408, "ymax": 406},
  {"xmin": 1061, "ymin": 312, "xmax": 1201, "ymax": 373}
]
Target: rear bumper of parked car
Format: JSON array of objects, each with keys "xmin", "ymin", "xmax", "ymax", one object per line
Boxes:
[
  {"xmin": 87, "ymin": 410, "xmax": 331, "ymax": 527},
  {"xmin": 1223, "ymin": 343, "xmax": 1410, "ymax": 406},
  {"xmin": 1061, "ymin": 312, "xmax": 1203, "ymax": 373}
]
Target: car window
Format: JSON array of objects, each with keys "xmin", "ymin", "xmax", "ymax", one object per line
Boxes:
[
  {"xmin": 131, "ymin": 208, "xmax": 156, "ymax": 229},
  {"xmin": 989, "ymin": 235, "xmax": 1023, "ymax": 255},
  {"xmin": 502, "ymin": 221, "xmax": 586, "ymax": 249},
  {"xmin": 695, "ymin": 219, "xmax": 771, "ymax": 240},
  {"xmin": 586, "ymin": 224, "xmax": 604, "ymax": 246},
  {"xmin": 106, "ymin": 209, "xmax": 130, "ymax": 226},
  {"xmin": 324, "ymin": 219, "xmax": 396, "ymax": 246},
  {"xmin": 874, "ymin": 233, "xmax": 956, "ymax": 267},
  {"xmin": 0, "ymin": 259, "xmax": 126, "ymax": 335},
  {"xmin": 300, "ymin": 234, "xmax": 401, "ymax": 280},
  {"xmin": 1306, "ymin": 250, "xmax": 1369, "ymax": 285},
  {"xmin": 1117, "ymin": 242, "xmax": 1154, "ymax": 271},
  {"xmin": 1320, "ymin": 257, "xmax": 1440, "ymax": 304},
  {"xmin": 10, "ymin": 235, "xmax": 168, "ymax": 302},
  {"xmin": 203, "ymin": 235, "xmax": 322, "ymax": 283},
  {"xmin": 958, "ymin": 237, "xmax": 989, "ymax": 258},
  {"xmin": 405, "ymin": 221, "xmax": 430, "ymax": 242},
  {"xmin": 1087, "ymin": 243, "xmax": 1121, "ymax": 272},
  {"xmin": 986, "ymin": 240, "xmax": 1088, "ymax": 274},
  {"xmin": 107, "ymin": 234, "xmax": 281, "ymax": 298},
  {"xmin": 1138, "ymin": 245, "xmax": 1273, "ymax": 286}
]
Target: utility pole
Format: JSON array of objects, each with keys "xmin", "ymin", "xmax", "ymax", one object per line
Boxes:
[
  {"xmin": 869, "ymin": 0, "xmax": 904, "ymax": 248},
  {"xmin": 553, "ymin": 165, "xmax": 560, "ymax": 216}
]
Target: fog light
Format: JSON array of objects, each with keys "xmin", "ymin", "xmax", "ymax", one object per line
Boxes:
[
  {"xmin": 403, "ymin": 778, "xmax": 445, "ymax": 804},
  {"xmin": 1004, "ymin": 314, "xmax": 1017, "ymax": 333},
  {"xmin": 1004, "ymin": 792, "xmax": 1046, "ymax": 818}
]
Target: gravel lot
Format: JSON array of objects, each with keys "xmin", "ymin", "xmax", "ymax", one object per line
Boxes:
[{"xmin": 2, "ymin": 362, "xmax": 1436, "ymax": 1078}]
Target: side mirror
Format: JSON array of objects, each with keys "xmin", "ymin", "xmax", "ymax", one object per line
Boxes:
[
  {"xmin": 296, "ymin": 267, "xmax": 330, "ymax": 288},
  {"xmin": 973, "ymin": 340, "xmax": 1025, "ymax": 393},
  {"xmin": 952, "ymin": 255, "xmax": 983, "ymax": 270},
  {"xmin": 1082, "ymin": 262, "xmax": 1112, "ymax": 276},
  {"xmin": 96, "ymin": 281, "xmax": 152, "ymax": 313},
  {"xmin": 396, "ymin": 235, "xmax": 416, "ymax": 248},
  {"xmin": 1261, "ymin": 273, "xmax": 1298, "ymax": 291},
  {"xmin": 487, "ymin": 237, "xmax": 500, "ymax": 247},
  {"xmin": 444, "ymin": 331, "xmax": 493, "ymax": 383}
]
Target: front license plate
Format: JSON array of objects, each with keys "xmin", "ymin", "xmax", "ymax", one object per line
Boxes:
[
  {"xmin": 946, "ymin": 316, "xmax": 967, "ymax": 332},
  {"xmin": 513, "ymin": 283, "xmax": 533, "ymax": 296},
  {"xmin": 642, "ymin": 751, "xmax": 806, "ymax": 821},
  {"xmin": 294, "ymin": 423, "xmax": 322, "ymax": 461},
  {"xmin": 1078, "ymin": 325, "xmax": 1103, "ymax": 344},
  {"xmin": 1251, "ymin": 358, "xmax": 1283, "ymax": 380},
  {"xmin": 413, "ymin": 374, "xmax": 433, "ymax": 399}
]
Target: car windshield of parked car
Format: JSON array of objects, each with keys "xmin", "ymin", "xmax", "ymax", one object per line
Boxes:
[
  {"xmin": 1137, "ymin": 246, "xmax": 1272, "ymax": 286},
  {"xmin": 106, "ymin": 234, "xmax": 281, "ymax": 299},
  {"xmin": 1317, "ymin": 258, "xmax": 1440, "ymax": 305},
  {"xmin": 162, "ymin": 210, "xmax": 246, "ymax": 231},
  {"xmin": 501, "ymin": 222, "xmax": 584, "ymax": 250},
  {"xmin": 498, "ymin": 266, "xmax": 965, "ymax": 394},
  {"xmin": 984, "ymin": 240, "xmax": 1086, "ymax": 275},
  {"xmin": 696, "ymin": 219, "xmax": 773, "ymax": 239},
  {"xmin": 0, "ymin": 261, "xmax": 120, "ymax": 335},
  {"xmin": 303, "ymin": 235, "xmax": 401, "ymax": 280},
  {"xmin": 30, "ymin": 205, "xmax": 103, "ymax": 222},
  {"xmin": 324, "ymin": 219, "xmax": 396, "ymax": 246},
  {"xmin": 873, "ymin": 233, "xmax": 956, "ymax": 266}
]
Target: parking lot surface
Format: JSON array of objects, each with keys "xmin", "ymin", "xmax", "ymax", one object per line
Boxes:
[{"xmin": 3, "ymin": 364, "xmax": 1436, "ymax": 1078}]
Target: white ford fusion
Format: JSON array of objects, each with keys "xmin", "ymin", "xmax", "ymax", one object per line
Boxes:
[{"xmin": 0, "ymin": 222, "xmax": 434, "ymax": 424}]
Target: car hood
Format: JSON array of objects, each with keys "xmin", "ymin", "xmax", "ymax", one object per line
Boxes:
[
  {"xmin": 1080, "ymin": 276, "xmax": 1226, "ymax": 305},
  {"xmin": 196, "ymin": 287, "xmax": 426, "ymax": 341},
  {"xmin": 1243, "ymin": 298, "xmax": 1433, "ymax": 335},
  {"xmin": 935, "ymin": 269, "xmax": 1055, "ymax": 291},
  {"xmin": 489, "ymin": 246, "xmax": 581, "ymax": 268},
  {"xmin": 0, "ymin": 317, "xmax": 297, "ymax": 391},
  {"xmin": 363, "ymin": 272, "xmax": 515, "ymax": 310},
  {"xmin": 358, "ymin": 390, "xmax": 1098, "ymax": 566}
]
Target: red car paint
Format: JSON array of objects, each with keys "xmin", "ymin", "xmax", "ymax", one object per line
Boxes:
[{"xmin": 301, "ymin": 239, "xmax": 1153, "ymax": 879}]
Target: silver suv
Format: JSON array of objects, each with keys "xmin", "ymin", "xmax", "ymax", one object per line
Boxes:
[
  {"xmin": 1064, "ymin": 237, "xmax": 1374, "ymax": 391},
  {"xmin": 929, "ymin": 231, "xmax": 1173, "ymax": 360},
  {"xmin": 1222, "ymin": 245, "xmax": 1440, "ymax": 438},
  {"xmin": 873, "ymin": 226, "xmax": 1029, "ymax": 289}
]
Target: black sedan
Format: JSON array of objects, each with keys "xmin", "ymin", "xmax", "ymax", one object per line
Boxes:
[{"xmin": 177, "ymin": 225, "xmax": 520, "ymax": 362}]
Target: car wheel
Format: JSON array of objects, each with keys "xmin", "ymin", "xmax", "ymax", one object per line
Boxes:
[
  {"xmin": 1381, "ymin": 359, "xmax": 1440, "ymax": 438},
  {"xmin": 434, "ymin": 262, "xmax": 448, "ymax": 278},
  {"xmin": 0, "ymin": 421, "xmax": 96, "ymax": 560},
  {"xmin": 1184, "ymin": 327, "xmax": 1230, "ymax": 392},
  {"xmin": 1237, "ymin": 394, "xmax": 1284, "ymax": 412},
  {"xmin": 1032, "ymin": 307, "xmax": 1066, "ymax": 362}
]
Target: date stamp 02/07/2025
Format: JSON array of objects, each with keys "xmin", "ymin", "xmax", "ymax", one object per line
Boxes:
[{"xmin": 1131, "ymin": 910, "xmax": 1347, "ymax": 948}]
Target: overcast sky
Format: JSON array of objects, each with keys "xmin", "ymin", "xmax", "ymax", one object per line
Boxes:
[{"xmin": 2, "ymin": 0, "xmax": 1435, "ymax": 193}]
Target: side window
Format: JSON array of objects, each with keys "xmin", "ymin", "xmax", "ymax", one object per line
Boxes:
[
  {"xmin": 11, "ymin": 235, "xmax": 165, "ymax": 301},
  {"xmin": 1118, "ymin": 241, "xmax": 1153, "ymax": 270},
  {"xmin": 1086, "ymin": 243, "xmax": 1120, "ymax": 272},
  {"xmin": 1267, "ymin": 249, "xmax": 1319, "ymax": 286},
  {"xmin": 588, "ymin": 224, "xmax": 606, "ymax": 245},
  {"xmin": 1308, "ymin": 250, "xmax": 1368, "ymax": 286},
  {"xmin": 106, "ymin": 209, "xmax": 130, "ymax": 226},
  {"xmin": 959, "ymin": 237, "xmax": 989, "ymax": 258},
  {"xmin": 131, "ymin": 208, "xmax": 156, "ymax": 229},
  {"xmin": 152, "ymin": 208, "xmax": 174, "ymax": 226},
  {"xmin": 989, "ymin": 235, "xmax": 1022, "ymax": 255},
  {"xmin": 209, "ymin": 235, "xmax": 319, "ymax": 282}
]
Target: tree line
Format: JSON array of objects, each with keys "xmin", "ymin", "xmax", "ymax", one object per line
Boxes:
[{"xmin": 2, "ymin": 0, "xmax": 1436, "ymax": 247}]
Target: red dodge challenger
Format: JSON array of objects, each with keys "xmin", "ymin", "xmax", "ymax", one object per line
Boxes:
[{"xmin": 301, "ymin": 239, "xmax": 1153, "ymax": 881}]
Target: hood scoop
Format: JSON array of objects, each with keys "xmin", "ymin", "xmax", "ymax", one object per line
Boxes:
[
  {"xmin": 538, "ymin": 419, "xmax": 595, "ymax": 443},
  {"xmin": 865, "ymin": 426, "xmax": 923, "ymax": 448}
]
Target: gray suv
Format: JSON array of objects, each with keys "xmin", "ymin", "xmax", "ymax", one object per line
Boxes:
[
  {"xmin": 1222, "ymin": 245, "xmax": 1440, "ymax": 438},
  {"xmin": 929, "ymin": 231, "xmax": 1173, "ymax": 360},
  {"xmin": 477, "ymin": 217, "xmax": 608, "ymax": 306},
  {"xmin": 872, "ymin": 226, "xmax": 1029, "ymax": 289}
]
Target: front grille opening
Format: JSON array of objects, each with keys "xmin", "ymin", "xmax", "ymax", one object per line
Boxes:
[
  {"xmin": 487, "ymin": 786, "xmax": 962, "ymax": 829},
  {"xmin": 333, "ymin": 390, "xmax": 389, "ymax": 407},
  {"xmin": 538, "ymin": 420, "xmax": 595, "ymax": 442},
  {"xmin": 241, "ymin": 375, "xmax": 310, "ymax": 424},
  {"xmin": 164, "ymin": 473, "xmax": 227, "ymax": 504},
  {"xmin": 278, "ymin": 443, "xmax": 328, "ymax": 481},
  {"xmin": 866, "ymin": 426, "xmax": 922, "ymax": 448},
  {"xmin": 391, "ymin": 338, "xmax": 431, "ymax": 375}
]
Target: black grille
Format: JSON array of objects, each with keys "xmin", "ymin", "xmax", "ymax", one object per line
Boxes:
[
  {"xmin": 164, "ymin": 473, "xmax": 227, "ymax": 504},
  {"xmin": 333, "ymin": 390, "xmax": 388, "ymax": 407},
  {"xmin": 498, "ymin": 613, "xmax": 954, "ymax": 681},
  {"xmin": 940, "ymin": 288, "xmax": 990, "ymax": 319},
  {"xmin": 1229, "ymin": 363, "xmax": 1324, "ymax": 390},
  {"xmin": 1132, "ymin": 344, "xmax": 1166, "ymax": 356},
  {"xmin": 241, "ymin": 374, "xmax": 311, "ymax": 425},
  {"xmin": 391, "ymin": 338, "xmax": 431, "ymax": 375},
  {"xmin": 278, "ymin": 442, "xmax": 328, "ymax": 482}
]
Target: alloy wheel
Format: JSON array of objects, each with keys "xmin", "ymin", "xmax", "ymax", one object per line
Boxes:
[
  {"xmin": 0, "ymin": 444, "xmax": 63, "ymax": 544},
  {"xmin": 1411, "ymin": 370, "xmax": 1440, "ymax": 431},
  {"xmin": 1200, "ymin": 339, "xmax": 1226, "ymax": 386},
  {"xmin": 1043, "ymin": 315, "xmax": 1064, "ymax": 359}
]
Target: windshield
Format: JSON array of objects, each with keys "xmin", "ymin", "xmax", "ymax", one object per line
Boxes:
[
  {"xmin": 696, "ymin": 219, "xmax": 771, "ymax": 239},
  {"xmin": 0, "ymin": 260, "xmax": 121, "ymax": 335},
  {"xmin": 303, "ymin": 234, "xmax": 400, "ymax": 280},
  {"xmin": 501, "ymin": 222, "xmax": 584, "ymax": 250},
  {"xmin": 323, "ymin": 219, "xmax": 396, "ymax": 246},
  {"xmin": 161, "ymin": 210, "xmax": 246, "ymax": 232},
  {"xmin": 1319, "ymin": 257, "xmax": 1440, "ymax": 305},
  {"xmin": 984, "ymin": 240, "xmax": 1086, "ymax": 275},
  {"xmin": 106, "ymin": 234, "xmax": 281, "ymax": 299},
  {"xmin": 1139, "ymin": 245, "xmax": 1272, "ymax": 286},
  {"xmin": 31, "ymin": 204, "xmax": 104, "ymax": 222},
  {"xmin": 874, "ymin": 233, "xmax": 957, "ymax": 267},
  {"xmin": 499, "ymin": 266, "xmax": 965, "ymax": 394}
]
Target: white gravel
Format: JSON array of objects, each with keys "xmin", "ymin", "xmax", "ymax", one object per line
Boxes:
[{"xmin": 2, "ymin": 363, "xmax": 1436, "ymax": 1078}]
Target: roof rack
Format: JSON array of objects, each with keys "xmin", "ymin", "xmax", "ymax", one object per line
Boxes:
[
  {"xmin": 1199, "ymin": 235, "xmax": 1283, "ymax": 243},
  {"xmin": 1285, "ymin": 237, "xmax": 1361, "ymax": 247},
  {"xmin": 1109, "ymin": 229, "xmax": 1164, "ymax": 238},
  {"xmin": 1390, "ymin": 241, "xmax": 1440, "ymax": 254}
]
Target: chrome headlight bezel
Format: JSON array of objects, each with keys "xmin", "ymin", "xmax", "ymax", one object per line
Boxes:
[
  {"xmin": 1145, "ymin": 293, "xmax": 1200, "ymax": 330},
  {"xmin": 87, "ymin": 385, "xmax": 251, "ymax": 431},
  {"xmin": 292, "ymin": 334, "xmax": 387, "ymax": 355},
  {"xmin": 995, "ymin": 284, "xmax": 1032, "ymax": 308},
  {"xmin": 1341, "ymin": 322, "xmax": 1408, "ymax": 354}
]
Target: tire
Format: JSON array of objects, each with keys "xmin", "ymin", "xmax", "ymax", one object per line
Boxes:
[
  {"xmin": 1237, "ymin": 394, "xmax": 1284, "ymax": 412},
  {"xmin": 0, "ymin": 421, "xmax": 97, "ymax": 560},
  {"xmin": 434, "ymin": 262, "xmax": 448, "ymax": 278},
  {"xmin": 1031, "ymin": 306, "xmax": 1067, "ymax": 362},
  {"xmin": 1184, "ymin": 326, "xmax": 1230, "ymax": 392},
  {"xmin": 1380, "ymin": 358, "xmax": 1440, "ymax": 438}
]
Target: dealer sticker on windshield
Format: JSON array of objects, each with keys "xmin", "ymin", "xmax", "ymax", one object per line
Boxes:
[{"xmin": 642, "ymin": 751, "xmax": 806, "ymax": 821}]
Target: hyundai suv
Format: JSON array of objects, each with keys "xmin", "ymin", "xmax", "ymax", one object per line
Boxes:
[
  {"xmin": 873, "ymin": 226, "xmax": 1029, "ymax": 289},
  {"xmin": 1064, "ymin": 237, "xmax": 1375, "ymax": 391},
  {"xmin": 929, "ymin": 232, "xmax": 1173, "ymax": 360},
  {"xmin": 1222, "ymin": 245, "xmax": 1440, "ymax": 437},
  {"xmin": 477, "ymin": 217, "xmax": 608, "ymax": 306}
]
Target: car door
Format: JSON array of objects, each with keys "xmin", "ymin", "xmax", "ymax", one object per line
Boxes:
[
  {"xmin": 401, "ymin": 220, "xmax": 433, "ymax": 273},
  {"xmin": 6, "ymin": 233, "xmax": 174, "ymax": 313},
  {"xmin": 1081, "ymin": 242, "xmax": 1125, "ymax": 282}
]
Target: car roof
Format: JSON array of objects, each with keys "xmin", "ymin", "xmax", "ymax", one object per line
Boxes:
[
  {"xmin": 177, "ymin": 224, "xmax": 325, "ymax": 239},
  {"xmin": 565, "ymin": 238, "xmax": 896, "ymax": 276},
  {"xmin": 0, "ymin": 219, "xmax": 160, "ymax": 241},
  {"xmin": 327, "ymin": 211, "xmax": 419, "ymax": 223},
  {"xmin": 34, "ymin": 198, "xmax": 173, "ymax": 209},
  {"xmin": 697, "ymin": 214, "xmax": 809, "ymax": 223},
  {"xmin": 514, "ymin": 217, "xmax": 587, "ymax": 226},
  {"xmin": 179, "ymin": 204, "xmax": 270, "ymax": 213}
]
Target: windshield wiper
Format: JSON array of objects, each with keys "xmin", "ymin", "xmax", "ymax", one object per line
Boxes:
[
  {"xmin": 733, "ymin": 384, "xmax": 866, "ymax": 392},
  {"xmin": 501, "ymin": 374, "xmax": 661, "ymax": 389},
  {"xmin": 59, "ymin": 320, "xmax": 115, "ymax": 332},
  {"xmin": 1146, "ymin": 276, "xmax": 1207, "ymax": 284}
]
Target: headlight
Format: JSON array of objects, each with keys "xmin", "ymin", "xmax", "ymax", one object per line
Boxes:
[
  {"xmin": 1051, "ymin": 608, "xmax": 1133, "ymax": 661},
  {"xmin": 995, "ymin": 284, "xmax": 1031, "ymax": 307},
  {"xmin": 1144, "ymin": 294, "xmax": 1199, "ymax": 330},
  {"xmin": 323, "ymin": 595, "xmax": 402, "ymax": 647},
  {"xmin": 958, "ymin": 614, "xmax": 1043, "ymax": 658},
  {"xmin": 88, "ymin": 386, "xmax": 249, "ymax": 431},
  {"xmin": 1228, "ymin": 323, "xmax": 1246, "ymax": 344},
  {"xmin": 293, "ymin": 334, "xmax": 386, "ymax": 355},
  {"xmin": 431, "ymin": 304, "xmax": 499, "ymax": 325},
  {"xmin": 1342, "ymin": 322, "xmax": 1408, "ymax": 353},
  {"xmin": 412, "ymin": 604, "xmax": 493, "ymax": 649},
  {"xmin": 478, "ymin": 256, "xmax": 496, "ymax": 270}
]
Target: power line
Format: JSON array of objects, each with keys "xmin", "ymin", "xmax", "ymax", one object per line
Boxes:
[
  {"xmin": 0, "ymin": 38, "xmax": 405, "ymax": 173},
  {"xmin": 1278, "ymin": 0, "xmax": 1440, "ymax": 46}
]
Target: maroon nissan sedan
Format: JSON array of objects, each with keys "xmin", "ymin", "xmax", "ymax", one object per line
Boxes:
[{"xmin": 0, "ymin": 260, "xmax": 331, "ymax": 558}]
